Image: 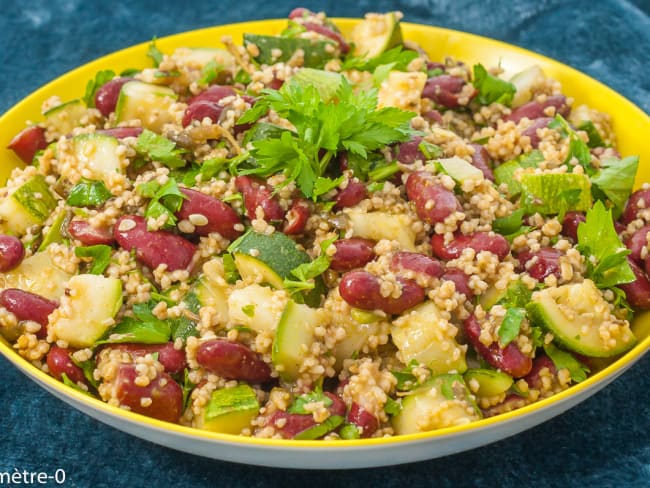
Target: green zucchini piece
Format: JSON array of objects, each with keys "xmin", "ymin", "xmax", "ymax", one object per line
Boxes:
[
  {"xmin": 350, "ymin": 12, "xmax": 403, "ymax": 60},
  {"xmin": 0, "ymin": 175, "xmax": 58, "ymax": 235},
  {"xmin": 227, "ymin": 284, "xmax": 285, "ymax": 334},
  {"xmin": 37, "ymin": 208, "xmax": 67, "ymax": 252},
  {"xmin": 229, "ymin": 231, "xmax": 325, "ymax": 306},
  {"xmin": 391, "ymin": 374, "xmax": 481, "ymax": 435},
  {"xmin": 391, "ymin": 301, "xmax": 467, "ymax": 375},
  {"xmin": 44, "ymin": 99, "xmax": 88, "ymax": 136},
  {"xmin": 70, "ymin": 133, "xmax": 123, "ymax": 188},
  {"xmin": 435, "ymin": 156, "xmax": 484, "ymax": 185},
  {"xmin": 197, "ymin": 384, "xmax": 259, "ymax": 434},
  {"xmin": 243, "ymin": 34, "xmax": 337, "ymax": 69},
  {"xmin": 345, "ymin": 209, "xmax": 416, "ymax": 251},
  {"xmin": 509, "ymin": 65, "xmax": 545, "ymax": 108},
  {"xmin": 527, "ymin": 279, "xmax": 636, "ymax": 357},
  {"xmin": 49, "ymin": 274, "xmax": 123, "ymax": 348},
  {"xmin": 0, "ymin": 251, "xmax": 74, "ymax": 300},
  {"xmin": 520, "ymin": 173, "xmax": 592, "ymax": 215},
  {"xmin": 115, "ymin": 80, "xmax": 178, "ymax": 132},
  {"xmin": 464, "ymin": 369, "xmax": 513, "ymax": 397},
  {"xmin": 272, "ymin": 299, "xmax": 323, "ymax": 381},
  {"xmin": 233, "ymin": 253, "xmax": 284, "ymax": 289}
]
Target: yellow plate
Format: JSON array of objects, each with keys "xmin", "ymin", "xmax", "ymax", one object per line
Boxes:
[{"xmin": 1, "ymin": 19, "xmax": 649, "ymax": 469}]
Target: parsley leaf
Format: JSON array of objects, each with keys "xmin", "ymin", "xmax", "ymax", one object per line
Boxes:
[
  {"xmin": 96, "ymin": 301, "xmax": 171, "ymax": 345},
  {"xmin": 472, "ymin": 64, "xmax": 516, "ymax": 106},
  {"xmin": 74, "ymin": 245, "xmax": 112, "ymax": 275},
  {"xmin": 577, "ymin": 200, "xmax": 635, "ymax": 288},
  {"xmin": 339, "ymin": 423, "xmax": 362, "ymax": 439},
  {"xmin": 383, "ymin": 397, "xmax": 402, "ymax": 416},
  {"xmin": 549, "ymin": 115, "xmax": 592, "ymax": 173},
  {"xmin": 147, "ymin": 37, "xmax": 164, "ymax": 67},
  {"xmin": 543, "ymin": 343, "xmax": 590, "ymax": 383},
  {"xmin": 312, "ymin": 176, "xmax": 344, "ymax": 200},
  {"xmin": 70, "ymin": 356, "xmax": 100, "ymax": 389},
  {"xmin": 496, "ymin": 280, "xmax": 533, "ymax": 309},
  {"xmin": 391, "ymin": 359, "xmax": 425, "ymax": 391},
  {"xmin": 492, "ymin": 208, "xmax": 525, "ymax": 236},
  {"xmin": 136, "ymin": 177, "xmax": 186, "ymax": 229},
  {"xmin": 283, "ymin": 237, "xmax": 336, "ymax": 296},
  {"xmin": 135, "ymin": 129, "xmax": 187, "ymax": 169},
  {"xmin": 341, "ymin": 46, "xmax": 418, "ymax": 72},
  {"xmin": 591, "ymin": 155, "xmax": 639, "ymax": 218},
  {"xmin": 181, "ymin": 369, "xmax": 195, "ymax": 410},
  {"xmin": 287, "ymin": 389, "xmax": 333, "ymax": 414},
  {"xmin": 67, "ymin": 179, "xmax": 113, "ymax": 207},
  {"xmin": 498, "ymin": 307, "xmax": 526, "ymax": 347},
  {"xmin": 578, "ymin": 120, "xmax": 607, "ymax": 148},
  {"xmin": 198, "ymin": 60, "xmax": 222, "ymax": 86},
  {"xmin": 61, "ymin": 373, "xmax": 94, "ymax": 397},
  {"xmin": 82, "ymin": 70, "xmax": 115, "ymax": 108},
  {"xmin": 238, "ymin": 77, "xmax": 416, "ymax": 198}
]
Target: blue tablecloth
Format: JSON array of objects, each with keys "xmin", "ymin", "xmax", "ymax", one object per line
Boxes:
[{"xmin": 1, "ymin": 1, "xmax": 648, "ymax": 486}]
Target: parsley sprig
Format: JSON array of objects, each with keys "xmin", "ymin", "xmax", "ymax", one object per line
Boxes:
[
  {"xmin": 237, "ymin": 77, "xmax": 416, "ymax": 199},
  {"xmin": 136, "ymin": 177, "xmax": 186, "ymax": 229},
  {"xmin": 577, "ymin": 200, "xmax": 635, "ymax": 289}
]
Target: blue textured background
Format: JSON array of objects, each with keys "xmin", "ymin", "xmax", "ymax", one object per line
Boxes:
[{"xmin": 1, "ymin": 1, "xmax": 649, "ymax": 486}]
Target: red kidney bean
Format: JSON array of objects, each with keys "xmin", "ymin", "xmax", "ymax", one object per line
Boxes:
[
  {"xmin": 427, "ymin": 61, "xmax": 446, "ymax": 72},
  {"xmin": 109, "ymin": 343, "xmax": 187, "ymax": 375},
  {"xmin": 440, "ymin": 267, "xmax": 473, "ymax": 299},
  {"xmin": 520, "ymin": 117, "xmax": 552, "ymax": 148},
  {"xmin": 335, "ymin": 179, "xmax": 367, "ymax": 210},
  {"xmin": 482, "ymin": 393, "xmax": 528, "ymax": 418},
  {"xmin": 346, "ymin": 402, "xmax": 378, "ymax": 438},
  {"xmin": 95, "ymin": 77, "xmax": 135, "ymax": 117},
  {"xmin": 114, "ymin": 364, "xmax": 183, "ymax": 423},
  {"xmin": 96, "ymin": 127, "xmax": 143, "ymax": 139},
  {"xmin": 621, "ymin": 188, "xmax": 650, "ymax": 225},
  {"xmin": 0, "ymin": 289, "xmax": 57, "ymax": 339},
  {"xmin": 188, "ymin": 85, "xmax": 237, "ymax": 105},
  {"xmin": 0, "ymin": 235, "xmax": 24, "ymax": 271},
  {"xmin": 266, "ymin": 392, "xmax": 346, "ymax": 438},
  {"xmin": 619, "ymin": 258, "xmax": 650, "ymax": 309},
  {"xmin": 394, "ymin": 137, "xmax": 426, "ymax": 165},
  {"xmin": 422, "ymin": 109, "xmax": 443, "ymax": 125},
  {"xmin": 523, "ymin": 354, "xmax": 557, "ymax": 390},
  {"xmin": 47, "ymin": 346, "xmax": 88, "ymax": 385},
  {"xmin": 406, "ymin": 171, "xmax": 461, "ymax": 225},
  {"xmin": 234, "ymin": 175, "xmax": 286, "ymax": 222},
  {"xmin": 561, "ymin": 211, "xmax": 585, "ymax": 241},
  {"xmin": 339, "ymin": 271, "xmax": 425, "ymax": 314},
  {"xmin": 303, "ymin": 22, "xmax": 349, "ymax": 53},
  {"xmin": 267, "ymin": 411, "xmax": 317, "ymax": 438},
  {"xmin": 507, "ymin": 95, "xmax": 569, "ymax": 123},
  {"xmin": 196, "ymin": 339, "xmax": 271, "ymax": 383},
  {"xmin": 176, "ymin": 188, "xmax": 242, "ymax": 240},
  {"xmin": 431, "ymin": 232, "xmax": 510, "ymax": 260},
  {"xmin": 288, "ymin": 7, "xmax": 309, "ymax": 19},
  {"xmin": 329, "ymin": 238, "xmax": 376, "ymax": 272},
  {"xmin": 625, "ymin": 224, "xmax": 650, "ymax": 263},
  {"xmin": 464, "ymin": 314, "xmax": 532, "ymax": 378},
  {"xmin": 113, "ymin": 215, "xmax": 196, "ymax": 271},
  {"xmin": 614, "ymin": 221, "xmax": 626, "ymax": 234},
  {"xmin": 422, "ymin": 75, "xmax": 468, "ymax": 109},
  {"xmin": 68, "ymin": 220, "xmax": 115, "ymax": 246},
  {"xmin": 182, "ymin": 100, "xmax": 224, "ymax": 127},
  {"xmin": 469, "ymin": 143, "xmax": 494, "ymax": 181},
  {"xmin": 390, "ymin": 251, "xmax": 444, "ymax": 278},
  {"xmin": 517, "ymin": 247, "xmax": 563, "ymax": 281},
  {"xmin": 283, "ymin": 199, "xmax": 310, "ymax": 235},
  {"xmin": 7, "ymin": 126, "xmax": 48, "ymax": 164}
]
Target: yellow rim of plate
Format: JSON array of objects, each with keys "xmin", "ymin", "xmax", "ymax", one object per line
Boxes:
[{"xmin": 1, "ymin": 18, "xmax": 649, "ymax": 450}]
